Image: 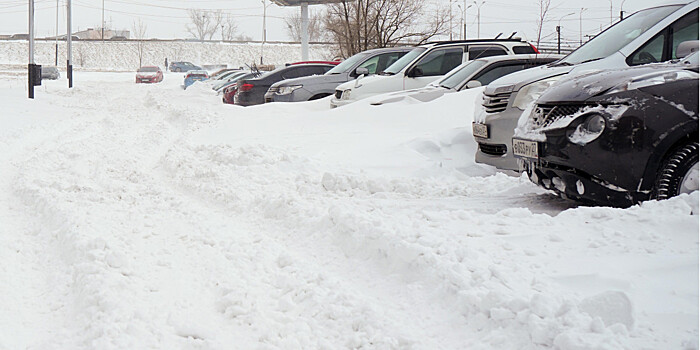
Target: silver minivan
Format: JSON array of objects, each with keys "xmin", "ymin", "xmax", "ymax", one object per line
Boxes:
[{"xmin": 472, "ymin": 1, "xmax": 699, "ymax": 172}]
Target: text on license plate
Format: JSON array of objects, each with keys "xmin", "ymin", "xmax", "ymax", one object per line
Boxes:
[
  {"xmin": 512, "ymin": 138, "xmax": 538, "ymax": 158},
  {"xmin": 472, "ymin": 123, "xmax": 488, "ymax": 138}
]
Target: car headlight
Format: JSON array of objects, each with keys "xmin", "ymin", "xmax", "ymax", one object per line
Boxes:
[
  {"xmin": 567, "ymin": 113, "xmax": 606, "ymax": 145},
  {"xmin": 276, "ymin": 85, "xmax": 303, "ymax": 95},
  {"xmin": 341, "ymin": 89, "xmax": 352, "ymax": 100},
  {"xmin": 512, "ymin": 75, "xmax": 564, "ymax": 110},
  {"xmin": 607, "ymin": 70, "xmax": 697, "ymax": 95}
]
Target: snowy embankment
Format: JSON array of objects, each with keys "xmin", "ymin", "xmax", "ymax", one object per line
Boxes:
[
  {"xmin": 0, "ymin": 40, "xmax": 335, "ymax": 71},
  {"xmin": 0, "ymin": 71, "xmax": 697, "ymax": 349}
]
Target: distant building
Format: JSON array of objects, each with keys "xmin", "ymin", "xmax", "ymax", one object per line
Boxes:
[{"xmin": 72, "ymin": 28, "xmax": 130, "ymax": 40}]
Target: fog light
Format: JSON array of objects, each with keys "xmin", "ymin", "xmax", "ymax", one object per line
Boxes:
[
  {"xmin": 552, "ymin": 177, "xmax": 566, "ymax": 192},
  {"xmin": 568, "ymin": 113, "xmax": 606, "ymax": 145},
  {"xmin": 576, "ymin": 180, "xmax": 585, "ymax": 195}
]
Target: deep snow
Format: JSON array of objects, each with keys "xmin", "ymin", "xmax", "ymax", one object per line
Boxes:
[{"xmin": 0, "ymin": 70, "xmax": 697, "ymax": 350}]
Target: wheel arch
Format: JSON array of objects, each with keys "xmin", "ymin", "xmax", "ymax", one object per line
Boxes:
[{"xmin": 640, "ymin": 123, "xmax": 699, "ymax": 193}]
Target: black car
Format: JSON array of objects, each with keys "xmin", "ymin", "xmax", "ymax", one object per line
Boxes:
[
  {"xmin": 234, "ymin": 63, "xmax": 335, "ymax": 106},
  {"xmin": 512, "ymin": 52, "xmax": 699, "ymax": 207}
]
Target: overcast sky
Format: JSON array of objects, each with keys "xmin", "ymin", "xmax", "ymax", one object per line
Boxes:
[{"xmin": 0, "ymin": 0, "xmax": 672, "ymax": 45}]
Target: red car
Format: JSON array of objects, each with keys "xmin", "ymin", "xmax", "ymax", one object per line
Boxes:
[
  {"xmin": 135, "ymin": 66, "xmax": 163, "ymax": 83},
  {"xmin": 223, "ymin": 85, "xmax": 238, "ymax": 104}
]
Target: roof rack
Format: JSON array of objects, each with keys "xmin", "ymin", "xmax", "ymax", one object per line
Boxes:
[{"xmin": 425, "ymin": 38, "xmax": 526, "ymax": 46}]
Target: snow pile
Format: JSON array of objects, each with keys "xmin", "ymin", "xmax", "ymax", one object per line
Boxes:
[{"xmin": 0, "ymin": 71, "xmax": 696, "ymax": 349}]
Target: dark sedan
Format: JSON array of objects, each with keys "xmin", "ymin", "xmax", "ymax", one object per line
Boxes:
[
  {"xmin": 512, "ymin": 52, "xmax": 698, "ymax": 207},
  {"xmin": 234, "ymin": 63, "xmax": 336, "ymax": 106}
]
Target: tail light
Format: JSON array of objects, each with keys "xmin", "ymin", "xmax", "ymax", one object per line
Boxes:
[
  {"xmin": 530, "ymin": 43, "xmax": 540, "ymax": 54},
  {"xmin": 240, "ymin": 83, "xmax": 254, "ymax": 92}
]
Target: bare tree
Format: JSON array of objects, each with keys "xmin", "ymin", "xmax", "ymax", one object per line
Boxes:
[
  {"xmin": 535, "ymin": 0, "xmax": 552, "ymax": 48},
  {"xmin": 132, "ymin": 18, "xmax": 147, "ymax": 67},
  {"xmin": 285, "ymin": 9, "xmax": 326, "ymax": 42},
  {"xmin": 324, "ymin": 0, "xmax": 449, "ymax": 58},
  {"xmin": 221, "ymin": 14, "xmax": 239, "ymax": 41},
  {"xmin": 186, "ymin": 9, "xmax": 223, "ymax": 41}
]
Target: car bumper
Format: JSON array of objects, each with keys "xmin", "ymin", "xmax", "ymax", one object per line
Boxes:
[
  {"xmin": 521, "ymin": 158, "xmax": 647, "ymax": 207},
  {"xmin": 474, "ymin": 106, "xmax": 523, "ymax": 172},
  {"xmin": 330, "ymin": 97, "xmax": 356, "ymax": 108}
]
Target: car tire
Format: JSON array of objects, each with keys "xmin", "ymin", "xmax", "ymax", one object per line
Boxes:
[
  {"xmin": 654, "ymin": 141, "xmax": 699, "ymax": 200},
  {"xmin": 175, "ymin": 68, "xmax": 181, "ymax": 72}
]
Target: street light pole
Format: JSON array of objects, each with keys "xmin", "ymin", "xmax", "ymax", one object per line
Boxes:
[
  {"xmin": 449, "ymin": 0, "xmax": 452, "ymax": 40},
  {"xmin": 261, "ymin": 0, "xmax": 267, "ymax": 64},
  {"xmin": 579, "ymin": 8, "xmax": 586, "ymax": 45},
  {"xmin": 558, "ymin": 12, "xmax": 575, "ymax": 54},
  {"xmin": 55, "ymin": 0, "xmax": 59, "ymax": 66},
  {"xmin": 464, "ymin": 3, "xmax": 471, "ymax": 39},
  {"xmin": 102, "ymin": 0, "xmax": 105, "ymax": 41},
  {"xmin": 67, "ymin": 0, "xmax": 73, "ymax": 88},
  {"xmin": 29, "ymin": 0, "xmax": 35, "ymax": 99},
  {"xmin": 472, "ymin": 0, "xmax": 485, "ymax": 38},
  {"xmin": 620, "ymin": 0, "xmax": 627, "ymax": 20}
]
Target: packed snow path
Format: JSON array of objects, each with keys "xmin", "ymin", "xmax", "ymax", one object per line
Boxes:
[{"xmin": 0, "ymin": 72, "xmax": 697, "ymax": 349}]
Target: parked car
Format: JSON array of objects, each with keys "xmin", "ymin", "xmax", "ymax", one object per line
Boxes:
[
  {"xmin": 210, "ymin": 68, "xmax": 239, "ymax": 80},
  {"xmin": 368, "ymin": 54, "xmax": 561, "ymax": 106},
  {"xmin": 211, "ymin": 71, "xmax": 250, "ymax": 91},
  {"xmin": 234, "ymin": 63, "xmax": 336, "ymax": 106},
  {"xmin": 183, "ymin": 70, "xmax": 209, "ymax": 89},
  {"xmin": 223, "ymin": 84, "xmax": 239, "ymax": 104},
  {"xmin": 41, "ymin": 66, "xmax": 60, "ymax": 80},
  {"xmin": 473, "ymin": 1, "xmax": 699, "ymax": 172},
  {"xmin": 216, "ymin": 72, "xmax": 255, "ymax": 95},
  {"xmin": 135, "ymin": 66, "xmax": 163, "ymax": 84},
  {"xmin": 170, "ymin": 61, "xmax": 201, "ymax": 72},
  {"xmin": 511, "ymin": 52, "xmax": 698, "ymax": 206},
  {"xmin": 265, "ymin": 47, "xmax": 412, "ymax": 103},
  {"xmin": 330, "ymin": 38, "xmax": 539, "ymax": 108}
]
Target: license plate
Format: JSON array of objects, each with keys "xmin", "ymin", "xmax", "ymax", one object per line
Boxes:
[
  {"xmin": 472, "ymin": 123, "xmax": 489, "ymax": 138},
  {"xmin": 512, "ymin": 138, "xmax": 539, "ymax": 159}
]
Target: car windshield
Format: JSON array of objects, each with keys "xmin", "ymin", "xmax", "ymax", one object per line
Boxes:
[
  {"xmin": 138, "ymin": 67, "xmax": 159, "ymax": 72},
  {"xmin": 326, "ymin": 52, "xmax": 369, "ymax": 74},
  {"xmin": 439, "ymin": 60, "xmax": 488, "ymax": 89},
  {"xmin": 560, "ymin": 5, "xmax": 681, "ymax": 65},
  {"xmin": 381, "ymin": 47, "xmax": 426, "ymax": 74}
]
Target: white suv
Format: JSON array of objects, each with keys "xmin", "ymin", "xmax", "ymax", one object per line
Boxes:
[{"xmin": 330, "ymin": 39, "xmax": 539, "ymax": 108}]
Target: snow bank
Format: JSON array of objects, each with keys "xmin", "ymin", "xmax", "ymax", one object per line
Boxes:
[{"xmin": 0, "ymin": 70, "xmax": 696, "ymax": 349}]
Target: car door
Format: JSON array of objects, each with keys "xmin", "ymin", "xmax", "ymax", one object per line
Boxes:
[{"xmin": 403, "ymin": 47, "xmax": 464, "ymax": 89}]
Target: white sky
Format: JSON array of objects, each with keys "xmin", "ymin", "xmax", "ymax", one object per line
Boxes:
[{"xmin": 0, "ymin": 0, "xmax": 673, "ymax": 44}]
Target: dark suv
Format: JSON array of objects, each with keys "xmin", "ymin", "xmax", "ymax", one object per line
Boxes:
[
  {"xmin": 235, "ymin": 63, "xmax": 335, "ymax": 106},
  {"xmin": 512, "ymin": 51, "xmax": 698, "ymax": 206}
]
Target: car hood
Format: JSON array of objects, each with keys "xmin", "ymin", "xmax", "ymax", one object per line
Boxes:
[
  {"xmin": 485, "ymin": 64, "xmax": 573, "ymax": 94},
  {"xmin": 272, "ymin": 73, "xmax": 349, "ymax": 88},
  {"xmin": 335, "ymin": 74, "xmax": 404, "ymax": 99},
  {"xmin": 368, "ymin": 86, "xmax": 453, "ymax": 105},
  {"xmin": 538, "ymin": 63, "xmax": 699, "ymax": 104}
]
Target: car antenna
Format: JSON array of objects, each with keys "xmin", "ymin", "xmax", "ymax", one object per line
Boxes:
[{"xmin": 494, "ymin": 33, "xmax": 503, "ymax": 39}]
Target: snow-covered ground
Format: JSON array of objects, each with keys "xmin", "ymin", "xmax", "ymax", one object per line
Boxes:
[{"xmin": 0, "ymin": 70, "xmax": 697, "ymax": 350}]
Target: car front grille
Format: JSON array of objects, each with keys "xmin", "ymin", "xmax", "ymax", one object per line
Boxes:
[
  {"xmin": 335, "ymin": 90, "xmax": 343, "ymax": 99},
  {"xmin": 478, "ymin": 143, "xmax": 507, "ymax": 156},
  {"xmin": 532, "ymin": 104, "xmax": 587, "ymax": 128},
  {"xmin": 482, "ymin": 92, "xmax": 512, "ymax": 113}
]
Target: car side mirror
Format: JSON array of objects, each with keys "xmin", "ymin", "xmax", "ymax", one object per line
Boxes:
[
  {"xmin": 408, "ymin": 67, "xmax": 424, "ymax": 78},
  {"xmin": 466, "ymin": 80, "xmax": 482, "ymax": 89},
  {"xmin": 676, "ymin": 40, "xmax": 699, "ymax": 58},
  {"xmin": 355, "ymin": 67, "xmax": 369, "ymax": 77}
]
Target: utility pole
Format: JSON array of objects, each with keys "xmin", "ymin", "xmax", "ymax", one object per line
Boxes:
[
  {"xmin": 29, "ymin": 0, "xmax": 35, "ymax": 99},
  {"xmin": 301, "ymin": 2, "xmax": 309, "ymax": 60},
  {"xmin": 261, "ymin": 0, "xmax": 267, "ymax": 64},
  {"xmin": 449, "ymin": 0, "xmax": 453, "ymax": 40},
  {"xmin": 102, "ymin": 0, "xmax": 105, "ymax": 41},
  {"xmin": 472, "ymin": 0, "xmax": 485, "ymax": 38},
  {"xmin": 55, "ymin": 0, "xmax": 59, "ymax": 66},
  {"xmin": 67, "ymin": 0, "xmax": 73, "ymax": 88}
]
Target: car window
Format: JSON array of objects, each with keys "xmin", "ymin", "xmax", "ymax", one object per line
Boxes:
[
  {"xmin": 671, "ymin": 9, "xmax": 699, "ymax": 59},
  {"xmin": 513, "ymin": 45, "xmax": 536, "ymax": 54},
  {"xmin": 438, "ymin": 60, "xmax": 488, "ymax": 89},
  {"xmin": 472, "ymin": 63, "xmax": 527, "ymax": 87},
  {"xmin": 358, "ymin": 55, "xmax": 381, "ymax": 74},
  {"xmin": 383, "ymin": 47, "xmax": 426, "ymax": 74},
  {"xmin": 281, "ymin": 67, "xmax": 303, "ymax": 79},
  {"xmin": 413, "ymin": 48, "xmax": 464, "ymax": 76},
  {"xmin": 376, "ymin": 52, "xmax": 406, "ymax": 73},
  {"xmin": 562, "ymin": 5, "xmax": 681, "ymax": 65},
  {"xmin": 468, "ymin": 46, "xmax": 508, "ymax": 60},
  {"xmin": 629, "ymin": 9, "xmax": 699, "ymax": 65}
]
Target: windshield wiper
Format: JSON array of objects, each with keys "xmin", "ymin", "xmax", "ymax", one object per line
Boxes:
[
  {"xmin": 550, "ymin": 61, "xmax": 573, "ymax": 67},
  {"xmin": 578, "ymin": 57, "xmax": 604, "ymax": 64}
]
